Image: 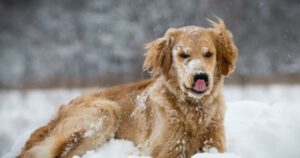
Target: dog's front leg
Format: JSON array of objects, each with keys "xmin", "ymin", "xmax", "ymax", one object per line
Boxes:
[{"xmin": 199, "ymin": 118, "xmax": 226, "ymax": 153}]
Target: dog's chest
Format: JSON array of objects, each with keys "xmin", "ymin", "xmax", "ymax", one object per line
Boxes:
[
  {"xmin": 161, "ymin": 104, "xmax": 216, "ymax": 153},
  {"xmin": 169, "ymin": 102, "xmax": 216, "ymax": 128}
]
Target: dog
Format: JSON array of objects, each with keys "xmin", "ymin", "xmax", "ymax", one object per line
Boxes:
[{"xmin": 17, "ymin": 19, "xmax": 238, "ymax": 158}]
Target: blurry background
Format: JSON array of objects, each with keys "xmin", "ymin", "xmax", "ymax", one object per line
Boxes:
[
  {"xmin": 1, "ymin": 0, "xmax": 300, "ymax": 157},
  {"xmin": 0, "ymin": 0, "xmax": 299, "ymax": 89}
]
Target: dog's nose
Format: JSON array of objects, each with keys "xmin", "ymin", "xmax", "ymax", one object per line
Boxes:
[{"xmin": 193, "ymin": 72, "xmax": 209, "ymax": 82}]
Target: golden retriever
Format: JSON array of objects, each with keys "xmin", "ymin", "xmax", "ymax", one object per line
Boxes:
[{"xmin": 17, "ymin": 19, "xmax": 238, "ymax": 158}]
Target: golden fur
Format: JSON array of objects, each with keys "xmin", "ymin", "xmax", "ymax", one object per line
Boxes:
[{"xmin": 17, "ymin": 19, "xmax": 238, "ymax": 158}]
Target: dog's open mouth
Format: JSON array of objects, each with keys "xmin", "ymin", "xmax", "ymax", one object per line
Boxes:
[
  {"xmin": 193, "ymin": 79, "xmax": 208, "ymax": 92},
  {"xmin": 185, "ymin": 79, "xmax": 208, "ymax": 94},
  {"xmin": 184, "ymin": 72, "xmax": 210, "ymax": 95}
]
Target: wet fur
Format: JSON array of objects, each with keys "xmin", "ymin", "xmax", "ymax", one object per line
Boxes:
[{"xmin": 18, "ymin": 19, "xmax": 238, "ymax": 158}]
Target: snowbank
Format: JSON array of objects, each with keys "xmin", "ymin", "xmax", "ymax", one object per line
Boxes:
[
  {"xmin": 72, "ymin": 139, "xmax": 147, "ymax": 158},
  {"xmin": 71, "ymin": 139, "xmax": 241, "ymax": 158},
  {"xmin": 191, "ymin": 153, "xmax": 241, "ymax": 158},
  {"xmin": 1, "ymin": 85, "xmax": 300, "ymax": 158}
]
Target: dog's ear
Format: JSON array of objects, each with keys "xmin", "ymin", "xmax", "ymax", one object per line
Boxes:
[
  {"xmin": 210, "ymin": 19, "xmax": 238, "ymax": 76},
  {"xmin": 143, "ymin": 29, "xmax": 175, "ymax": 77}
]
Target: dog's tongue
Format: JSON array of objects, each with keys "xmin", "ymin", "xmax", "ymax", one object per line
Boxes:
[{"xmin": 193, "ymin": 79, "xmax": 207, "ymax": 92}]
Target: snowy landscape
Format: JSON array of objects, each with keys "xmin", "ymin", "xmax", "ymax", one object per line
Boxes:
[
  {"xmin": 1, "ymin": 84, "xmax": 300, "ymax": 158},
  {"xmin": 1, "ymin": 1, "xmax": 300, "ymax": 158}
]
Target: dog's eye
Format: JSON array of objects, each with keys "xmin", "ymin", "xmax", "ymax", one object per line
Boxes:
[
  {"xmin": 179, "ymin": 52, "xmax": 190, "ymax": 59},
  {"xmin": 204, "ymin": 51, "xmax": 213, "ymax": 58}
]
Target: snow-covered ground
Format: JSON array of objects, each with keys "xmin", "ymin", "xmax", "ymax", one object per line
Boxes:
[{"xmin": 1, "ymin": 85, "xmax": 300, "ymax": 158}]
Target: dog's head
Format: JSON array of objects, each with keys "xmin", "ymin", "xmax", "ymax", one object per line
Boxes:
[{"xmin": 144, "ymin": 19, "xmax": 238, "ymax": 100}]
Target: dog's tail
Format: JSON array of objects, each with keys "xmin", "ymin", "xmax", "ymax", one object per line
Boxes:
[{"xmin": 16, "ymin": 106, "xmax": 84, "ymax": 158}]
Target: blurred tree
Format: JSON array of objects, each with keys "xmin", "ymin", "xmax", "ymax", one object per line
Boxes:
[{"xmin": 0, "ymin": 0, "xmax": 299, "ymax": 88}]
